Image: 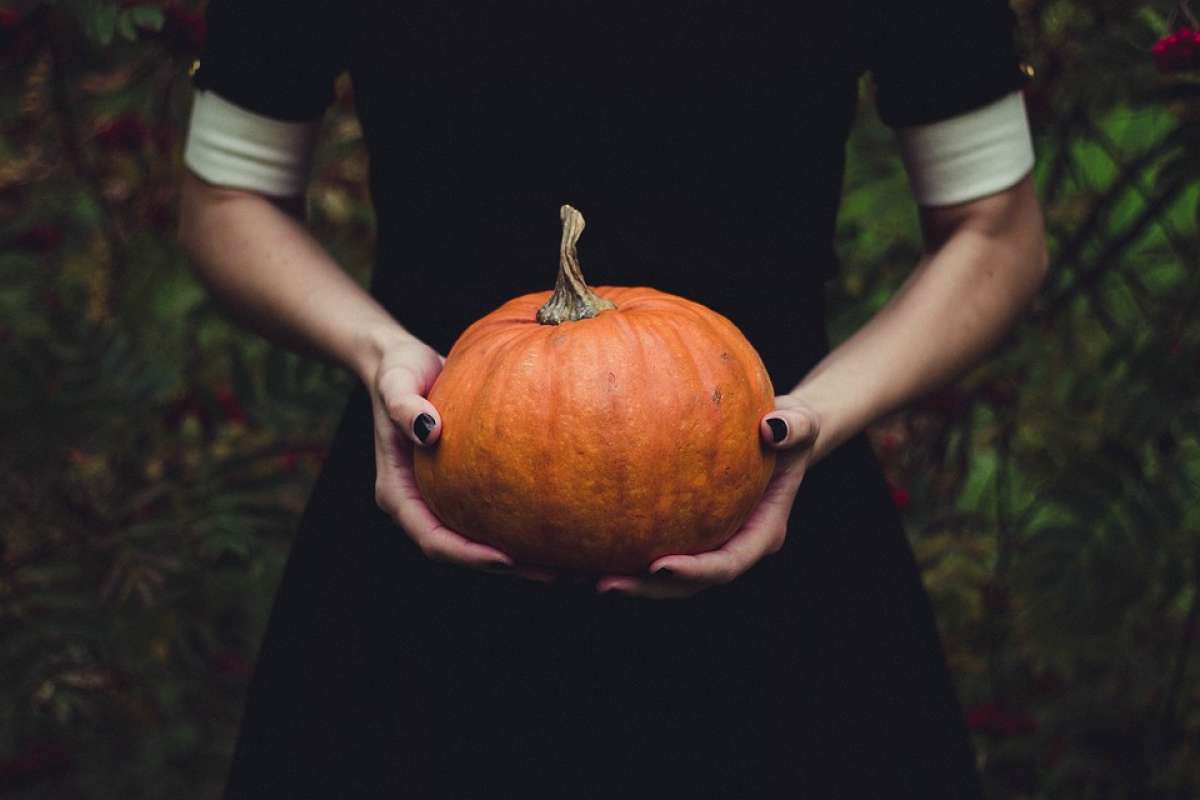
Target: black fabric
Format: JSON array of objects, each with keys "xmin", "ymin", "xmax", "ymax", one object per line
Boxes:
[
  {"xmin": 192, "ymin": 0, "xmax": 349, "ymax": 121},
  {"xmin": 861, "ymin": 0, "xmax": 1030, "ymax": 127},
  {"xmin": 194, "ymin": 1, "xmax": 1029, "ymax": 796}
]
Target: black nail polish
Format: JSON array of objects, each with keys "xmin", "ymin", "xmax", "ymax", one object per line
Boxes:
[
  {"xmin": 414, "ymin": 413, "xmax": 436, "ymax": 442},
  {"xmin": 767, "ymin": 417, "xmax": 787, "ymax": 443},
  {"xmin": 652, "ymin": 568, "xmax": 675, "ymax": 579}
]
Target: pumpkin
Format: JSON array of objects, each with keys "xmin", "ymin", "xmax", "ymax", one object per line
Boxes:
[{"xmin": 413, "ymin": 205, "xmax": 776, "ymax": 574}]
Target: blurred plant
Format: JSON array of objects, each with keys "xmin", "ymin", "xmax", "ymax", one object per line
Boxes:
[
  {"xmin": 0, "ymin": 2, "xmax": 369, "ymax": 796},
  {"xmin": 837, "ymin": 1, "xmax": 1200, "ymax": 796}
]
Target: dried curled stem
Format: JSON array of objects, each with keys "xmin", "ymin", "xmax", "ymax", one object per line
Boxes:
[{"xmin": 536, "ymin": 204, "xmax": 617, "ymax": 325}]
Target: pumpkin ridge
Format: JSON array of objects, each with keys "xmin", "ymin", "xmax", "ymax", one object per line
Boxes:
[
  {"xmin": 538, "ymin": 321, "xmax": 567, "ymax": 556},
  {"xmin": 670, "ymin": 313, "xmax": 736, "ymax": 540},
  {"xmin": 635, "ymin": 315, "xmax": 697, "ymax": 549},
  {"xmin": 459, "ymin": 335, "xmax": 513, "ymax": 507},
  {"xmin": 600, "ymin": 327, "xmax": 637, "ymax": 555},
  {"xmin": 494, "ymin": 334, "xmax": 544, "ymax": 541},
  {"xmin": 608, "ymin": 307, "xmax": 656, "ymax": 555},
  {"xmin": 683, "ymin": 300, "xmax": 765, "ymax": 413},
  {"xmin": 683, "ymin": 302, "xmax": 774, "ymax": 538}
]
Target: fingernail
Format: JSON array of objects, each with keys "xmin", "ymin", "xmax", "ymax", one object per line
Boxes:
[
  {"xmin": 767, "ymin": 417, "xmax": 788, "ymax": 443},
  {"xmin": 651, "ymin": 567, "xmax": 675, "ymax": 578},
  {"xmin": 413, "ymin": 413, "xmax": 436, "ymax": 442}
]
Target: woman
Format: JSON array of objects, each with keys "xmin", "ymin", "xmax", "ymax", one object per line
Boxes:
[{"xmin": 178, "ymin": 0, "xmax": 1048, "ymax": 796}]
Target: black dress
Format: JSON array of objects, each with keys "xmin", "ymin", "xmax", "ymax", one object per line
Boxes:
[{"xmin": 194, "ymin": 1, "xmax": 1029, "ymax": 796}]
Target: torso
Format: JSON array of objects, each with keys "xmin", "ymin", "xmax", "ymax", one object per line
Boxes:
[{"xmin": 346, "ymin": 0, "xmax": 867, "ymax": 385}]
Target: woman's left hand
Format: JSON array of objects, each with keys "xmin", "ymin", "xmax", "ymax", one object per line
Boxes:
[{"xmin": 594, "ymin": 394, "xmax": 821, "ymax": 599}]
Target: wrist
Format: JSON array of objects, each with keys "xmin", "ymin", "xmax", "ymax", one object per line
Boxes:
[
  {"xmin": 786, "ymin": 384, "xmax": 867, "ymax": 467},
  {"xmin": 350, "ymin": 322, "xmax": 421, "ymax": 386}
]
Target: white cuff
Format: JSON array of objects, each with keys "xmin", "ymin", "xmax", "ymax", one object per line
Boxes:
[
  {"xmin": 896, "ymin": 91, "xmax": 1035, "ymax": 207},
  {"xmin": 183, "ymin": 90, "xmax": 320, "ymax": 197}
]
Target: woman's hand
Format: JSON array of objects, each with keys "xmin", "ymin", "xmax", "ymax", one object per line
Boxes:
[
  {"xmin": 369, "ymin": 335, "xmax": 556, "ymax": 584},
  {"xmin": 593, "ymin": 394, "xmax": 821, "ymax": 599}
]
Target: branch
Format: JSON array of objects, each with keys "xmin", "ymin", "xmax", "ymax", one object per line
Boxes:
[
  {"xmin": 1156, "ymin": 542, "xmax": 1200, "ymax": 753},
  {"xmin": 1043, "ymin": 175, "xmax": 1191, "ymax": 317},
  {"xmin": 40, "ymin": 8, "xmax": 128, "ymax": 285},
  {"xmin": 985, "ymin": 419, "xmax": 1016, "ymax": 704},
  {"xmin": 1038, "ymin": 129, "xmax": 1186, "ymax": 308},
  {"xmin": 1041, "ymin": 104, "xmax": 1083, "ymax": 210},
  {"xmin": 1088, "ymin": 122, "xmax": 1192, "ymax": 258},
  {"xmin": 1, "ymin": 541, "xmax": 61, "ymax": 578}
]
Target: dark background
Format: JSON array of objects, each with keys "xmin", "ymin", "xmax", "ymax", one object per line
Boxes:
[{"xmin": 2, "ymin": 0, "xmax": 1199, "ymax": 796}]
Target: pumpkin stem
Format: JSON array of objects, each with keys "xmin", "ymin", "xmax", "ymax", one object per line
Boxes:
[{"xmin": 536, "ymin": 204, "xmax": 617, "ymax": 325}]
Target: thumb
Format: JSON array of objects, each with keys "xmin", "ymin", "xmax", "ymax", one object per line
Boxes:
[
  {"xmin": 381, "ymin": 388, "xmax": 443, "ymax": 447},
  {"xmin": 761, "ymin": 406, "xmax": 819, "ymax": 451}
]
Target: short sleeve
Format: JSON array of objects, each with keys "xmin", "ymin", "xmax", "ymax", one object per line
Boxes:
[
  {"xmin": 864, "ymin": 0, "xmax": 1030, "ymax": 129},
  {"xmin": 190, "ymin": 0, "xmax": 349, "ymax": 123}
]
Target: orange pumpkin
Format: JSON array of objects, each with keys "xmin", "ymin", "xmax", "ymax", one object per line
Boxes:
[{"xmin": 413, "ymin": 205, "xmax": 776, "ymax": 574}]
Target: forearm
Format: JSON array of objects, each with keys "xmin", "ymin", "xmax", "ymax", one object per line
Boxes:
[
  {"xmin": 177, "ymin": 170, "xmax": 412, "ymax": 384},
  {"xmin": 793, "ymin": 175, "xmax": 1049, "ymax": 466}
]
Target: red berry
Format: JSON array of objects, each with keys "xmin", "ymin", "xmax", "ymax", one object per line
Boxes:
[
  {"xmin": 214, "ymin": 386, "xmax": 248, "ymax": 424},
  {"xmin": 965, "ymin": 702, "xmax": 1038, "ymax": 737},
  {"xmin": 12, "ymin": 224, "xmax": 63, "ymax": 252},
  {"xmin": 0, "ymin": 741, "xmax": 72, "ymax": 784},
  {"xmin": 0, "ymin": 8, "xmax": 21, "ymax": 32},
  {"xmin": 165, "ymin": 4, "xmax": 206, "ymax": 51},
  {"xmin": 1152, "ymin": 28, "xmax": 1200, "ymax": 73},
  {"xmin": 980, "ymin": 581, "xmax": 1010, "ymax": 612},
  {"xmin": 210, "ymin": 649, "xmax": 252, "ymax": 679},
  {"xmin": 921, "ymin": 386, "xmax": 969, "ymax": 416},
  {"xmin": 95, "ymin": 114, "xmax": 149, "ymax": 150}
]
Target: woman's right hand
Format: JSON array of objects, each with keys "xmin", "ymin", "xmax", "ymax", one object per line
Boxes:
[{"xmin": 368, "ymin": 335, "xmax": 556, "ymax": 583}]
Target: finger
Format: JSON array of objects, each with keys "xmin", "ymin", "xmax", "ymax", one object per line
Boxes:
[
  {"xmin": 598, "ymin": 476, "xmax": 803, "ymax": 597},
  {"xmin": 596, "ymin": 535, "xmax": 772, "ymax": 597},
  {"xmin": 761, "ymin": 407, "xmax": 818, "ymax": 450},
  {"xmin": 596, "ymin": 574, "xmax": 700, "ymax": 600},
  {"xmin": 381, "ymin": 471, "xmax": 553, "ymax": 581},
  {"xmin": 375, "ymin": 438, "xmax": 515, "ymax": 571},
  {"xmin": 508, "ymin": 566, "xmax": 559, "ymax": 584},
  {"xmin": 469, "ymin": 548, "xmax": 557, "ymax": 583},
  {"xmin": 639, "ymin": 533, "xmax": 754, "ymax": 589},
  {"xmin": 402, "ymin": 507, "xmax": 514, "ymax": 571},
  {"xmin": 645, "ymin": 472, "xmax": 802, "ymax": 584},
  {"xmin": 604, "ymin": 422, "xmax": 813, "ymax": 599},
  {"xmin": 419, "ymin": 517, "xmax": 520, "ymax": 571},
  {"xmin": 380, "ymin": 385, "xmax": 443, "ymax": 447}
]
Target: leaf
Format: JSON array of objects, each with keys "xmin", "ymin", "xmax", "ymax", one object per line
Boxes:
[
  {"xmin": 264, "ymin": 347, "xmax": 290, "ymax": 400},
  {"xmin": 116, "ymin": 9, "xmax": 136, "ymax": 42},
  {"xmin": 956, "ymin": 449, "xmax": 997, "ymax": 515},
  {"xmin": 228, "ymin": 343, "xmax": 259, "ymax": 409},
  {"xmin": 89, "ymin": 2, "xmax": 119, "ymax": 46},
  {"xmin": 127, "ymin": 5, "xmax": 165, "ymax": 32},
  {"xmin": 196, "ymin": 531, "xmax": 253, "ymax": 561},
  {"xmin": 1135, "ymin": 5, "xmax": 1169, "ymax": 34}
]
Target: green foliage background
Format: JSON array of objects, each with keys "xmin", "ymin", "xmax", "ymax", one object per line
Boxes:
[{"xmin": 1, "ymin": 1, "xmax": 1198, "ymax": 797}]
